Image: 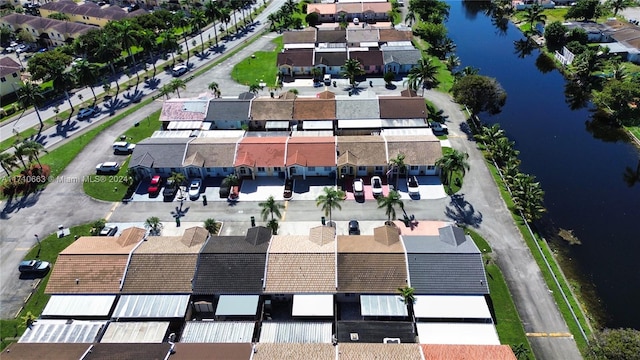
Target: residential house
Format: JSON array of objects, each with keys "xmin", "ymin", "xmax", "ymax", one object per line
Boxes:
[
  {"xmin": 349, "ymin": 49, "xmax": 384, "ymax": 74},
  {"xmin": 250, "ymin": 96, "xmax": 295, "ymax": 130},
  {"xmin": 379, "ymin": 28, "xmax": 414, "ymax": 43},
  {"xmin": 421, "ymin": 344, "xmax": 517, "ymax": 360},
  {"xmin": 336, "ymin": 135, "xmax": 388, "ymax": 177},
  {"xmin": 382, "ymin": 47, "xmax": 422, "ymax": 74},
  {"xmin": 316, "ymin": 29, "xmax": 347, "ymax": 44},
  {"xmin": 207, "ymin": 96, "xmax": 253, "ymax": 129},
  {"xmin": 307, "ymin": 3, "xmax": 338, "ymax": 23},
  {"xmin": 1, "ymin": 343, "xmax": 92, "ymax": 360},
  {"xmin": 338, "ymin": 343, "xmax": 424, "ymax": 359},
  {"xmin": 252, "ymin": 343, "xmax": 335, "ymax": 360},
  {"xmin": 183, "ymin": 137, "xmax": 239, "ymax": 178},
  {"xmin": 17, "ymin": 319, "xmax": 108, "ymax": 343},
  {"xmin": 39, "ymin": 0, "xmax": 146, "ymax": 28},
  {"xmin": 277, "ymin": 49, "xmax": 315, "ymax": 76},
  {"xmin": 285, "ymin": 137, "xmax": 337, "ymax": 178},
  {"xmin": 171, "ymin": 343, "xmax": 253, "ymax": 360},
  {"xmin": 0, "ymin": 13, "xmax": 93, "ymax": 48},
  {"xmin": 314, "ymin": 49, "xmax": 348, "ymax": 76},
  {"xmin": 159, "ymin": 97, "xmax": 209, "ymax": 130},
  {"xmin": 0, "ymin": 57, "xmax": 21, "ymax": 97},
  {"xmin": 386, "ymin": 136, "xmax": 441, "ymax": 176},
  {"xmin": 181, "ymin": 321, "xmax": 257, "ymax": 342},
  {"xmin": 346, "ymin": 28, "xmax": 380, "ymax": 47},
  {"xmin": 45, "ymin": 227, "xmax": 146, "ymax": 294},
  {"xmin": 334, "ymin": 1, "xmax": 392, "ymax": 23},
  {"xmin": 336, "ymin": 97, "xmax": 381, "ymax": 134},
  {"xmin": 129, "ymin": 137, "xmax": 191, "ymax": 179},
  {"xmin": 234, "ymin": 137, "xmax": 288, "ymax": 178},
  {"xmin": 282, "ymin": 28, "xmax": 317, "ymax": 50},
  {"xmin": 41, "ymin": 295, "xmax": 117, "ymax": 319}
]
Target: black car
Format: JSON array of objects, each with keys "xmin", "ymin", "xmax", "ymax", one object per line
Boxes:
[
  {"xmin": 219, "ymin": 182, "xmax": 230, "ymax": 198},
  {"xmin": 163, "ymin": 179, "xmax": 178, "ymax": 200},
  {"xmin": 348, "ymin": 220, "xmax": 360, "ymax": 235},
  {"xmin": 19, "ymin": 259, "xmax": 50, "ymax": 275}
]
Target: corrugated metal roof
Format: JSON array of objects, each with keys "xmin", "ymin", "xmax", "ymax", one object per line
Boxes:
[
  {"xmin": 181, "ymin": 321, "xmax": 255, "ymax": 343},
  {"xmin": 259, "ymin": 322, "xmax": 333, "ymax": 343},
  {"xmin": 360, "ymin": 295, "xmax": 408, "ymax": 317},
  {"xmin": 292, "ymin": 295, "xmax": 334, "ymax": 317},
  {"xmin": 19, "ymin": 320, "xmax": 106, "ymax": 343},
  {"xmin": 100, "ymin": 322, "xmax": 169, "ymax": 343},
  {"xmin": 42, "ymin": 295, "xmax": 116, "ymax": 318},
  {"xmin": 215, "ymin": 295, "xmax": 260, "ymax": 316},
  {"xmin": 112, "ymin": 295, "xmax": 190, "ymax": 319}
]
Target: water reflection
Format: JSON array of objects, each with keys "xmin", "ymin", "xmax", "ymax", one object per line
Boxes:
[
  {"xmin": 584, "ymin": 111, "xmax": 628, "ymax": 143},
  {"xmin": 623, "ymin": 160, "xmax": 640, "ymax": 188},
  {"xmin": 563, "ymin": 80, "xmax": 591, "ymax": 110},
  {"xmin": 535, "ymin": 53, "xmax": 556, "ymax": 74},
  {"xmin": 461, "ymin": 0, "xmax": 491, "ymax": 19},
  {"xmin": 513, "ymin": 38, "xmax": 536, "ymax": 59}
]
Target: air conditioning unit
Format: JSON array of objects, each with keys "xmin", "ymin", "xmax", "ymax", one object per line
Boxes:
[
  {"xmin": 350, "ymin": 333, "xmax": 359, "ymax": 341},
  {"xmin": 383, "ymin": 338, "xmax": 401, "ymax": 344}
]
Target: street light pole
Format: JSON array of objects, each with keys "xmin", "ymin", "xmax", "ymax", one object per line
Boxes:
[{"xmin": 34, "ymin": 234, "xmax": 40, "ymax": 246}]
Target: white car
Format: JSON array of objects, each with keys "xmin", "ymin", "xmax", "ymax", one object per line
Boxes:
[
  {"xmin": 352, "ymin": 178, "xmax": 364, "ymax": 198},
  {"xmin": 407, "ymin": 176, "xmax": 420, "ymax": 195},
  {"xmin": 96, "ymin": 162, "xmax": 120, "ymax": 174},
  {"xmin": 172, "ymin": 65, "xmax": 188, "ymax": 77},
  {"xmin": 371, "ymin": 176, "xmax": 383, "ymax": 197},
  {"xmin": 112, "ymin": 141, "xmax": 136, "ymax": 154},
  {"xmin": 188, "ymin": 178, "xmax": 202, "ymax": 199}
]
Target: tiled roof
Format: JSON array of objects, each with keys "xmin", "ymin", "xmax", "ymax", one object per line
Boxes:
[
  {"xmin": 277, "ymin": 49, "xmax": 314, "ymax": 67},
  {"xmin": 338, "ymin": 343, "xmax": 423, "ymax": 360},
  {"xmin": 379, "ymin": 29, "xmax": 414, "ymax": 42},
  {"xmin": 206, "ymin": 98, "xmax": 252, "ymax": 121},
  {"xmin": 40, "ymin": 0, "xmax": 145, "ymax": 20},
  {"xmin": 307, "ymin": 3, "xmax": 336, "ymax": 15},
  {"xmin": 385, "ymin": 136, "xmax": 442, "ymax": 165},
  {"xmin": 264, "ymin": 253, "xmax": 336, "ymax": 293},
  {"xmin": 337, "ymin": 234, "xmax": 404, "ymax": 253},
  {"xmin": 336, "ymin": 98, "xmax": 380, "ymax": 119},
  {"xmin": 159, "ymin": 99, "xmax": 208, "ymax": 122},
  {"xmin": 121, "ymin": 253, "xmax": 198, "ymax": 293},
  {"xmin": 250, "ymin": 97, "xmax": 294, "ymax": 121},
  {"xmin": 246, "ymin": 226, "xmax": 273, "ymax": 246},
  {"xmin": 378, "ymin": 97, "xmax": 428, "ymax": 119},
  {"xmin": 421, "ymin": 344, "xmax": 516, "ymax": 360},
  {"xmin": 347, "ymin": 28, "xmax": 380, "ymax": 43},
  {"xmin": 337, "ymin": 321, "xmax": 416, "ymax": 343},
  {"xmin": 181, "ymin": 226, "xmax": 210, "ymax": 247},
  {"xmin": 336, "ymin": 136, "xmax": 387, "ymax": 166},
  {"xmin": 83, "ymin": 343, "xmax": 172, "ymax": 360},
  {"xmin": 60, "ymin": 227, "xmax": 144, "ymax": 255},
  {"xmin": 134, "ymin": 235, "xmax": 204, "ymax": 254},
  {"xmin": 373, "ymin": 225, "xmax": 401, "ymax": 246},
  {"xmin": 130, "ymin": 138, "xmax": 190, "ymax": 169},
  {"xmin": 337, "ymin": 253, "xmax": 407, "ymax": 293},
  {"xmin": 192, "ymin": 253, "xmax": 267, "ymax": 294},
  {"xmin": 45, "ymin": 255, "xmax": 128, "ymax": 294},
  {"xmin": 349, "ymin": 50, "xmax": 384, "ymax": 67},
  {"xmin": 171, "ymin": 343, "xmax": 253, "ymax": 360},
  {"xmin": 1, "ymin": 343, "xmax": 90, "ymax": 360},
  {"xmin": 309, "ymin": 225, "xmax": 336, "ymax": 246},
  {"xmin": 185, "ymin": 137, "xmax": 239, "ymax": 167},
  {"xmin": 315, "ymin": 51, "xmax": 348, "ymax": 66},
  {"xmin": 0, "ymin": 57, "xmax": 20, "ymax": 77},
  {"xmin": 382, "ymin": 49, "xmax": 422, "ymax": 66},
  {"xmin": 283, "ymin": 29, "xmax": 317, "ymax": 44},
  {"xmin": 293, "ymin": 98, "xmax": 336, "ymax": 120},
  {"xmin": 286, "ymin": 137, "xmax": 336, "ymax": 167},
  {"xmin": 362, "ymin": 2, "xmax": 393, "ymax": 13},
  {"xmin": 317, "ymin": 90, "xmax": 336, "ymax": 99},
  {"xmin": 317, "ymin": 29, "xmax": 347, "ymax": 43},
  {"xmin": 235, "ymin": 137, "xmax": 287, "ymax": 167},
  {"xmin": 253, "ymin": 343, "xmax": 335, "ymax": 360}
]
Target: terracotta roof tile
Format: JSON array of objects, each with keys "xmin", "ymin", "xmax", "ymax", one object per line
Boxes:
[
  {"xmin": 385, "ymin": 136, "xmax": 442, "ymax": 165},
  {"xmin": 159, "ymin": 99, "xmax": 208, "ymax": 122},
  {"xmin": 373, "ymin": 225, "xmax": 400, "ymax": 246},
  {"xmin": 254, "ymin": 343, "xmax": 335, "ymax": 360},
  {"xmin": 337, "ymin": 252, "xmax": 407, "ymax": 293},
  {"xmin": 286, "ymin": 137, "xmax": 336, "ymax": 167},
  {"xmin": 307, "ymin": 3, "xmax": 336, "ymax": 15},
  {"xmin": 121, "ymin": 253, "xmax": 197, "ymax": 293},
  {"xmin": 1, "ymin": 343, "xmax": 90, "ymax": 360},
  {"xmin": 45, "ymin": 255, "xmax": 129, "ymax": 294},
  {"xmin": 378, "ymin": 97, "xmax": 428, "ymax": 119},
  {"xmin": 134, "ymin": 234, "xmax": 204, "ymax": 254},
  {"xmin": 181, "ymin": 227, "xmax": 209, "ymax": 248},
  {"xmin": 293, "ymin": 98, "xmax": 336, "ymax": 120},
  {"xmin": 421, "ymin": 344, "xmax": 516, "ymax": 360},
  {"xmin": 235, "ymin": 137, "xmax": 287, "ymax": 167},
  {"xmin": 336, "ymin": 136, "xmax": 387, "ymax": 166},
  {"xmin": 339, "ymin": 343, "xmax": 423, "ymax": 360},
  {"xmin": 317, "ymin": 90, "xmax": 336, "ymax": 99},
  {"xmin": 171, "ymin": 343, "xmax": 253, "ymax": 360},
  {"xmin": 250, "ymin": 98, "xmax": 294, "ymax": 121},
  {"xmin": 265, "ymin": 253, "xmax": 336, "ymax": 293}
]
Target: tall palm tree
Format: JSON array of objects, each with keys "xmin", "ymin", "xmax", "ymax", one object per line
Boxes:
[
  {"xmin": 219, "ymin": 7, "xmax": 232, "ymax": 34},
  {"xmin": 511, "ymin": 173, "xmax": 546, "ymax": 222},
  {"xmin": 606, "ymin": 0, "xmax": 631, "ymax": 16},
  {"xmin": 160, "ymin": 84, "xmax": 173, "ymax": 99},
  {"xmin": 18, "ymin": 140, "xmax": 47, "ymax": 167},
  {"xmin": 435, "ymin": 149, "xmax": 470, "ymax": 187},
  {"xmin": 445, "ymin": 54, "xmax": 460, "ymax": 72},
  {"xmin": 144, "ymin": 216, "xmax": 163, "ymax": 235},
  {"xmin": 228, "ymin": 0, "xmax": 241, "ymax": 33},
  {"xmin": 160, "ymin": 30, "xmax": 179, "ymax": 64},
  {"xmin": 340, "ymin": 58, "xmax": 365, "ymax": 88},
  {"xmin": 475, "ymin": 124, "xmax": 506, "ymax": 148},
  {"xmin": 204, "ymin": 0, "xmax": 222, "ymax": 46},
  {"xmin": 204, "ymin": 218, "xmax": 220, "ymax": 235},
  {"xmin": 190, "ymin": 9, "xmax": 208, "ymax": 50},
  {"xmin": 113, "ymin": 20, "xmax": 142, "ymax": 85},
  {"xmin": 267, "ymin": 12, "xmax": 280, "ymax": 31},
  {"xmin": 0, "ymin": 152, "xmax": 18, "ymax": 175},
  {"xmin": 170, "ymin": 78, "xmax": 187, "ymax": 98},
  {"xmin": 259, "ymin": 195, "xmax": 285, "ymax": 221},
  {"xmin": 523, "ymin": 4, "xmax": 546, "ymax": 34},
  {"xmin": 72, "ymin": 59, "xmax": 99, "ymax": 103},
  {"xmin": 17, "ymin": 81, "xmax": 45, "ymax": 127},
  {"xmin": 488, "ymin": 137, "xmax": 520, "ymax": 168},
  {"xmin": 138, "ymin": 29, "xmax": 158, "ymax": 77},
  {"xmin": 388, "ymin": 153, "xmax": 407, "ymax": 188},
  {"xmin": 13, "ymin": 144, "xmax": 28, "ymax": 169},
  {"xmin": 310, "ymin": 67, "xmax": 322, "ymax": 82},
  {"xmin": 377, "ymin": 190, "xmax": 404, "ymax": 221},
  {"xmin": 175, "ymin": 11, "xmax": 191, "ymax": 66},
  {"xmin": 168, "ymin": 172, "xmax": 187, "ymax": 197},
  {"xmin": 405, "ymin": 57, "xmax": 439, "ymax": 95},
  {"xmin": 397, "ymin": 285, "xmax": 416, "ymax": 318},
  {"xmin": 94, "ymin": 31, "xmax": 121, "ymax": 95},
  {"xmin": 316, "ymin": 187, "xmax": 345, "ymax": 224}
]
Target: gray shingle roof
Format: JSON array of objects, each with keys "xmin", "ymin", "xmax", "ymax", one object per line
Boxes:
[
  {"xmin": 335, "ymin": 98, "xmax": 380, "ymax": 120},
  {"xmin": 382, "ymin": 49, "xmax": 422, "ymax": 66},
  {"xmin": 206, "ymin": 99, "xmax": 251, "ymax": 121},
  {"xmin": 129, "ymin": 138, "xmax": 190, "ymax": 169},
  {"xmin": 315, "ymin": 51, "xmax": 348, "ymax": 67}
]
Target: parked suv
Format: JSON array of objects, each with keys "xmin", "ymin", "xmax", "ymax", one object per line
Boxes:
[
  {"xmin": 96, "ymin": 162, "xmax": 120, "ymax": 174},
  {"xmin": 112, "ymin": 141, "xmax": 136, "ymax": 154}
]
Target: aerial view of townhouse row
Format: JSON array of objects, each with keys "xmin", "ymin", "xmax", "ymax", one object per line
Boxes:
[{"xmin": 1, "ymin": 0, "xmax": 640, "ymax": 359}]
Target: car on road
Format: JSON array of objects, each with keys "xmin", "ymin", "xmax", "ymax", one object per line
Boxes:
[
  {"xmin": 371, "ymin": 176, "xmax": 383, "ymax": 197},
  {"xmin": 430, "ymin": 121, "xmax": 448, "ymax": 134},
  {"xmin": 172, "ymin": 65, "xmax": 188, "ymax": 77},
  {"xmin": 353, "ymin": 178, "xmax": 364, "ymax": 198},
  {"xmin": 407, "ymin": 176, "xmax": 420, "ymax": 195},
  {"xmin": 99, "ymin": 225, "xmax": 118, "ymax": 236},
  {"xmin": 96, "ymin": 162, "xmax": 120, "ymax": 174},
  {"xmin": 148, "ymin": 175, "xmax": 162, "ymax": 197},
  {"xmin": 112, "ymin": 141, "xmax": 136, "ymax": 154},
  {"xmin": 77, "ymin": 106, "xmax": 100, "ymax": 120},
  {"xmin": 323, "ymin": 74, "xmax": 331, "ymax": 85},
  {"xmin": 348, "ymin": 220, "xmax": 360, "ymax": 235},
  {"xmin": 18, "ymin": 259, "xmax": 50, "ymax": 275},
  {"xmin": 188, "ymin": 178, "xmax": 202, "ymax": 199}
]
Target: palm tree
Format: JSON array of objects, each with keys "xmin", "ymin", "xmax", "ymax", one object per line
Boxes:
[
  {"xmin": 435, "ymin": 149, "xmax": 470, "ymax": 187},
  {"xmin": 168, "ymin": 172, "xmax": 187, "ymax": 197},
  {"xmin": 488, "ymin": 137, "xmax": 520, "ymax": 168},
  {"xmin": 259, "ymin": 195, "xmax": 285, "ymax": 221},
  {"xmin": 310, "ymin": 67, "xmax": 322, "ymax": 82},
  {"xmin": 523, "ymin": 4, "xmax": 546, "ymax": 34},
  {"xmin": 511, "ymin": 173, "xmax": 546, "ymax": 222},
  {"xmin": 316, "ymin": 187, "xmax": 345, "ymax": 225},
  {"xmin": 397, "ymin": 285, "xmax": 416, "ymax": 305},
  {"xmin": 405, "ymin": 57, "xmax": 439, "ymax": 95},
  {"xmin": 511, "ymin": 343, "xmax": 530, "ymax": 360},
  {"xmin": 17, "ymin": 81, "xmax": 45, "ymax": 127},
  {"xmin": 377, "ymin": 190, "xmax": 404, "ymax": 222},
  {"xmin": 208, "ymin": 81, "xmax": 221, "ymax": 97},
  {"xmin": 72, "ymin": 59, "xmax": 99, "ymax": 103},
  {"xmin": 18, "ymin": 140, "xmax": 47, "ymax": 167},
  {"xmin": 219, "ymin": 7, "xmax": 232, "ymax": 34},
  {"xmin": 13, "ymin": 144, "xmax": 28, "ymax": 169},
  {"xmin": 204, "ymin": 0, "xmax": 222, "ymax": 47},
  {"xmin": 388, "ymin": 153, "xmax": 407, "ymax": 188},
  {"xmin": 170, "ymin": 78, "xmax": 187, "ymax": 98},
  {"xmin": 404, "ymin": 10, "xmax": 416, "ymax": 26},
  {"xmin": 160, "ymin": 30, "xmax": 179, "ymax": 64},
  {"xmin": 204, "ymin": 218, "xmax": 220, "ymax": 235},
  {"xmin": 267, "ymin": 12, "xmax": 280, "ymax": 31},
  {"xmin": 249, "ymin": 83, "xmax": 261, "ymax": 95},
  {"xmin": 475, "ymin": 124, "xmax": 506, "ymax": 148},
  {"xmin": 191, "ymin": 9, "xmax": 208, "ymax": 51},
  {"xmin": 267, "ymin": 219, "xmax": 279, "ymax": 235},
  {"xmin": 0, "ymin": 152, "xmax": 18, "ymax": 175},
  {"xmin": 138, "ymin": 29, "xmax": 158, "ymax": 77},
  {"xmin": 606, "ymin": 0, "xmax": 632, "ymax": 16},
  {"xmin": 340, "ymin": 59, "xmax": 365, "ymax": 88},
  {"xmin": 175, "ymin": 11, "xmax": 191, "ymax": 65},
  {"xmin": 144, "ymin": 216, "xmax": 163, "ymax": 235},
  {"xmin": 160, "ymin": 84, "xmax": 173, "ymax": 99},
  {"xmin": 113, "ymin": 20, "xmax": 142, "ymax": 85},
  {"xmin": 94, "ymin": 31, "xmax": 121, "ymax": 95},
  {"xmin": 513, "ymin": 38, "xmax": 535, "ymax": 59},
  {"xmin": 445, "ymin": 54, "xmax": 461, "ymax": 72}
]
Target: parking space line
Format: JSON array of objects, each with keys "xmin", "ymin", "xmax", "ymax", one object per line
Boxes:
[
  {"xmin": 104, "ymin": 202, "xmax": 120, "ymax": 222},
  {"xmin": 281, "ymin": 200, "xmax": 289, "ymax": 221}
]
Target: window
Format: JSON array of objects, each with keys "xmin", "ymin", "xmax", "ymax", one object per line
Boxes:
[
  {"xmin": 358, "ymin": 166, "xmax": 366, "ymax": 171},
  {"xmin": 324, "ymin": 167, "xmax": 332, "ymax": 171},
  {"xmin": 410, "ymin": 166, "xmax": 418, "ymax": 171},
  {"xmin": 308, "ymin": 167, "xmax": 315, "ymax": 171},
  {"xmin": 257, "ymin": 167, "xmax": 265, "ymax": 172},
  {"xmin": 427, "ymin": 165, "xmax": 435, "ymax": 170},
  {"xmin": 222, "ymin": 167, "xmax": 228, "ymax": 172},
  {"xmin": 375, "ymin": 166, "xmax": 383, "ymax": 171},
  {"xmin": 240, "ymin": 168, "xmax": 247, "ymax": 175},
  {"xmin": 274, "ymin": 167, "xmax": 282, "ymax": 172}
]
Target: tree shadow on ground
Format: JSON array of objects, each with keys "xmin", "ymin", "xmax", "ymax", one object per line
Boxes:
[
  {"xmin": 197, "ymin": 51, "xmax": 210, "ymax": 61},
  {"xmin": 144, "ymin": 77, "xmax": 160, "ymax": 90},
  {"xmin": 123, "ymin": 89, "xmax": 145, "ymax": 104},
  {"xmin": 444, "ymin": 193, "xmax": 483, "ymax": 228},
  {"xmin": 49, "ymin": 119, "xmax": 79, "ymax": 139},
  {"xmin": 104, "ymin": 97, "xmax": 125, "ymax": 115},
  {"xmin": 0, "ymin": 189, "xmax": 42, "ymax": 218}
]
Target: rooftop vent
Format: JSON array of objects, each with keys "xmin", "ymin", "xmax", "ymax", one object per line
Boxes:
[
  {"xmin": 350, "ymin": 333, "xmax": 359, "ymax": 341},
  {"xmin": 383, "ymin": 338, "xmax": 401, "ymax": 344}
]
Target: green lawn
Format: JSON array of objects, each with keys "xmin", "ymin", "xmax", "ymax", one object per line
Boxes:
[
  {"xmin": 231, "ymin": 36, "xmax": 283, "ymax": 88},
  {"xmin": 0, "ymin": 223, "xmax": 93, "ymax": 351}
]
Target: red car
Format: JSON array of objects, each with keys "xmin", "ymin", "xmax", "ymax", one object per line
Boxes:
[{"xmin": 148, "ymin": 175, "xmax": 162, "ymax": 196}]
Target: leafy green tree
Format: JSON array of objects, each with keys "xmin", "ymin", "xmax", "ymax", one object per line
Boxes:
[
  {"xmin": 436, "ymin": 149, "xmax": 470, "ymax": 187},
  {"xmin": 383, "ymin": 71, "xmax": 395, "ymax": 86},
  {"xmin": 475, "ymin": 123, "xmax": 505, "ymax": 148},
  {"xmin": 316, "ymin": 187, "xmax": 345, "ymax": 224},
  {"xmin": 565, "ymin": 0, "xmax": 603, "ymax": 21},
  {"xmin": 48, "ymin": 12, "xmax": 70, "ymax": 21},
  {"xmin": 511, "ymin": 343, "xmax": 530, "ymax": 360},
  {"xmin": 223, "ymin": 173, "xmax": 240, "ymax": 187},
  {"xmin": 72, "ymin": 59, "xmax": 99, "ymax": 103},
  {"xmin": 413, "ymin": 21, "xmax": 447, "ymax": 46},
  {"xmin": 340, "ymin": 59, "xmax": 365, "ymax": 88},
  {"xmin": 451, "ymin": 74, "xmax": 507, "ymax": 115},
  {"xmin": 17, "ymin": 81, "xmax": 45, "ymax": 127},
  {"xmin": 306, "ymin": 12, "xmax": 319, "ymax": 26},
  {"xmin": 259, "ymin": 195, "xmax": 285, "ymax": 221},
  {"xmin": 511, "ymin": 173, "xmax": 546, "ymax": 222},
  {"xmin": 571, "ymin": 49, "xmax": 605, "ymax": 80},
  {"xmin": 144, "ymin": 216, "xmax": 163, "ymax": 235},
  {"xmin": 204, "ymin": 218, "xmax": 220, "ymax": 235},
  {"xmin": 208, "ymin": 81, "xmax": 221, "ymax": 97},
  {"xmin": 544, "ymin": 21, "xmax": 568, "ymax": 50},
  {"xmin": 26, "ymin": 51, "xmax": 72, "ymax": 82},
  {"xmin": 429, "ymin": 37, "xmax": 456, "ymax": 59},
  {"xmin": 566, "ymin": 27, "xmax": 588, "ymax": 45},
  {"xmin": 408, "ymin": 0, "xmax": 450, "ymax": 23},
  {"xmin": 593, "ymin": 79, "xmax": 640, "ymax": 126},
  {"xmin": 522, "ymin": 3, "xmax": 546, "ymax": 34},
  {"xmin": 587, "ymin": 328, "xmax": 640, "ymax": 360},
  {"xmin": 90, "ymin": 219, "xmax": 107, "ymax": 236},
  {"xmin": 405, "ymin": 57, "xmax": 439, "ymax": 95},
  {"xmin": 310, "ymin": 67, "xmax": 322, "ymax": 82},
  {"xmin": 249, "ymin": 83, "xmax": 262, "ymax": 95},
  {"xmin": 376, "ymin": 190, "xmax": 404, "ymax": 221}
]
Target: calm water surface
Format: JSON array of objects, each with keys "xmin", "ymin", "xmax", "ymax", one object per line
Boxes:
[{"xmin": 445, "ymin": 1, "xmax": 640, "ymax": 328}]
